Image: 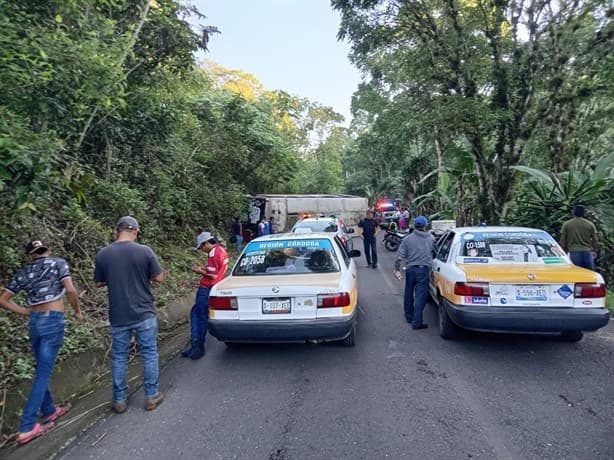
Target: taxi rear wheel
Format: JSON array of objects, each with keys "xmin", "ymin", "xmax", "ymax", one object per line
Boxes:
[
  {"xmin": 340, "ymin": 324, "xmax": 356, "ymax": 347},
  {"xmin": 438, "ymin": 301, "xmax": 458, "ymax": 340},
  {"xmin": 560, "ymin": 330, "xmax": 583, "ymax": 342}
]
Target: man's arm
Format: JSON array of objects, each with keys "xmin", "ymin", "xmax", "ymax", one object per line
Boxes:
[
  {"xmin": 0, "ymin": 290, "xmax": 29, "ymax": 316},
  {"xmin": 148, "ymin": 249, "xmax": 165, "ymax": 283},
  {"xmin": 591, "ymin": 225, "xmax": 599, "ymax": 254},
  {"xmin": 559, "ymin": 223, "xmax": 568, "ymax": 252},
  {"xmin": 394, "ymin": 239, "xmax": 409, "ymax": 271},
  {"xmin": 62, "ymin": 278, "xmax": 84, "ymax": 322}
]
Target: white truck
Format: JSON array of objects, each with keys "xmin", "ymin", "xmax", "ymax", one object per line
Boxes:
[{"xmin": 249, "ymin": 194, "xmax": 369, "ymax": 233}]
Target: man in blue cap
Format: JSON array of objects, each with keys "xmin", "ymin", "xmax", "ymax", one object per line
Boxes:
[{"xmin": 394, "ymin": 216, "xmax": 435, "ymax": 330}]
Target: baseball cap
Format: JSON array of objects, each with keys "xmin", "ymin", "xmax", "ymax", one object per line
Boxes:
[
  {"xmin": 26, "ymin": 240, "xmax": 49, "ymax": 254},
  {"xmin": 414, "ymin": 215, "xmax": 429, "ymax": 227},
  {"xmin": 116, "ymin": 216, "xmax": 139, "ymax": 231},
  {"xmin": 195, "ymin": 231, "xmax": 214, "ymax": 249}
]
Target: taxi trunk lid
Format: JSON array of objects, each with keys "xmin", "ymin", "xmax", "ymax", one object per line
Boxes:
[
  {"xmin": 457, "ymin": 263, "xmax": 601, "ymax": 307},
  {"xmin": 215, "ymin": 274, "xmax": 341, "ymax": 320}
]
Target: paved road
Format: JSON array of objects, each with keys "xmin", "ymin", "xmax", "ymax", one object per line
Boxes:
[{"xmin": 60, "ymin": 239, "xmax": 614, "ymax": 460}]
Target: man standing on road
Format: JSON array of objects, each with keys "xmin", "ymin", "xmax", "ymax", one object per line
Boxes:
[
  {"xmin": 94, "ymin": 216, "xmax": 165, "ymax": 414},
  {"xmin": 182, "ymin": 231, "xmax": 229, "ymax": 360},
  {"xmin": 394, "ymin": 216, "xmax": 435, "ymax": 330},
  {"xmin": 0, "ymin": 240, "xmax": 83, "ymax": 445},
  {"xmin": 358, "ymin": 209, "xmax": 379, "ymax": 268},
  {"xmin": 231, "ymin": 217, "xmax": 243, "ymax": 252},
  {"xmin": 560, "ymin": 204, "xmax": 599, "ymax": 270}
]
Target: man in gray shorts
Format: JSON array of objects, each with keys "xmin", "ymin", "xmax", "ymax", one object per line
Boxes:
[{"xmin": 94, "ymin": 216, "xmax": 165, "ymax": 413}]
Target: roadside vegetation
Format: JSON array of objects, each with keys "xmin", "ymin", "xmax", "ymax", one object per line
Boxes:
[
  {"xmin": 1, "ymin": 0, "xmax": 612, "ymax": 436},
  {"xmin": 332, "ymin": 0, "xmax": 613, "ymax": 281},
  {"xmin": 0, "ymin": 0, "xmax": 348, "ymax": 392},
  {"xmin": 607, "ymin": 291, "xmax": 614, "ymax": 315}
]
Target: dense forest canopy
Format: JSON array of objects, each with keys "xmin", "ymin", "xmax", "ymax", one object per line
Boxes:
[
  {"xmin": 0, "ymin": 0, "xmax": 349, "ymax": 388},
  {"xmin": 333, "ymin": 0, "xmax": 613, "ymax": 226},
  {"xmin": 0, "ymin": 0, "xmax": 348, "ymax": 276}
]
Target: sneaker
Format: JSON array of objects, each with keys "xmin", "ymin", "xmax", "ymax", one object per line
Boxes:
[
  {"xmin": 145, "ymin": 393, "xmax": 164, "ymax": 411},
  {"xmin": 181, "ymin": 339, "xmax": 199, "ymax": 358},
  {"xmin": 372, "ymin": 264, "xmax": 378, "ymax": 269},
  {"xmin": 412, "ymin": 324, "xmax": 429, "ymax": 330},
  {"xmin": 41, "ymin": 403, "xmax": 72, "ymax": 424},
  {"xmin": 112, "ymin": 401, "xmax": 127, "ymax": 414},
  {"xmin": 190, "ymin": 342, "xmax": 205, "ymax": 360},
  {"xmin": 16, "ymin": 422, "xmax": 55, "ymax": 446}
]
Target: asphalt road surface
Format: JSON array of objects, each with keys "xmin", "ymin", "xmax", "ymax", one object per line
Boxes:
[{"xmin": 60, "ymin": 238, "xmax": 614, "ymax": 460}]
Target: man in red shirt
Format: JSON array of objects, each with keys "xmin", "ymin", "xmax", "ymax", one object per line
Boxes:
[{"xmin": 182, "ymin": 232, "xmax": 229, "ymax": 359}]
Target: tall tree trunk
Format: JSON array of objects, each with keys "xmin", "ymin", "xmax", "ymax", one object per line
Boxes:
[{"xmin": 76, "ymin": 0, "xmax": 153, "ymax": 150}]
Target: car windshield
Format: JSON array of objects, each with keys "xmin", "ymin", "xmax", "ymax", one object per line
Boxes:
[
  {"xmin": 293, "ymin": 220, "xmax": 338, "ymax": 232},
  {"xmin": 233, "ymin": 239, "xmax": 340, "ymax": 275},
  {"xmin": 458, "ymin": 231, "xmax": 567, "ymax": 263}
]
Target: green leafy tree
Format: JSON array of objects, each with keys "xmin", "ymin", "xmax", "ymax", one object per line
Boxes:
[{"xmin": 333, "ymin": 0, "xmax": 613, "ymax": 223}]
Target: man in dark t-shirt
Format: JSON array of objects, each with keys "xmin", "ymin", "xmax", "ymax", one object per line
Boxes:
[
  {"xmin": 94, "ymin": 216, "xmax": 165, "ymax": 414},
  {"xmin": 358, "ymin": 209, "xmax": 379, "ymax": 268},
  {"xmin": 560, "ymin": 204, "xmax": 599, "ymax": 270}
]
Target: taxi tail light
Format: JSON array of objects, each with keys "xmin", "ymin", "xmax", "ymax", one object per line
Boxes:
[
  {"xmin": 574, "ymin": 283, "xmax": 606, "ymax": 298},
  {"xmin": 317, "ymin": 292, "xmax": 351, "ymax": 308},
  {"xmin": 454, "ymin": 282, "xmax": 490, "ymax": 297},
  {"xmin": 209, "ymin": 296, "xmax": 238, "ymax": 310}
]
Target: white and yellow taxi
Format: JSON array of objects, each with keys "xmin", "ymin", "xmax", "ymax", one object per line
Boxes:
[
  {"xmin": 208, "ymin": 233, "xmax": 361, "ymax": 346},
  {"xmin": 430, "ymin": 226, "xmax": 609, "ymax": 341}
]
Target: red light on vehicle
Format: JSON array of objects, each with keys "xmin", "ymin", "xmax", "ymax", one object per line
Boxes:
[
  {"xmin": 339, "ymin": 236, "xmax": 347, "ymax": 246},
  {"xmin": 317, "ymin": 292, "xmax": 351, "ymax": 308},
  {"xmin": 209, "ymin": 296, "xmax": 238, "ymax": 310},
  {"xmin": 574, "ymin": 283, "xmax": 606, "ymax": 298},
  {"xmin": 454, "ymin": 282, "xmax": 490, "ymax": 296}
]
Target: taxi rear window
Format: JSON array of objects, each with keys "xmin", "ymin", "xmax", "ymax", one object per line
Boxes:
[
  {"xmin": 459, "ymin": 231, "xmax": 566, "ymax": 263},
  {"xmin": 294, "ymin": 220, "xmax": 338, "ymax": 232},
  {"xmin": 233, "ymin": 239, "xmax": 340, "ymax": 276}
]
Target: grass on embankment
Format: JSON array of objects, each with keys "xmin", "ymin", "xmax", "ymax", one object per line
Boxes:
[
  {"xmin": 606, "ymin": 289, "xmax": 614, "ymax": 315},
  {"xmin": 607, "ymin": 290, "xmax": 614, "ymax": 315}
]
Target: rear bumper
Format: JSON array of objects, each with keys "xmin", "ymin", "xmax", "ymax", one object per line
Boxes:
[
  {"xmin": 208, "ymin": 312, "xmax": 356, "ymax": 343},
  {"xmin": 442, "ymin": 298, "xmax": 610, "ymax": 333}
]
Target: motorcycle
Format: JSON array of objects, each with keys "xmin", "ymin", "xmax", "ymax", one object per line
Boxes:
[{"xmin": 383, "ymin": 229, "xmax": 410, "ymax": 251}]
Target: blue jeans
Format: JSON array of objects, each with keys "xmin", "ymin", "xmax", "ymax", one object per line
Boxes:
[
  {"xmin": 235, "ymin": 234, "xmax": 244, "ymax": 252},
  {"xmin": 404, "ymin": 266, "xmax": 430, "ymax": 327},
  {"xmin": 110, "ymin": 316, "xmax": 159, "ymax": 403},
  {"xmin": 363, "ymin": 237, "xmax": 378, "ymax": 266},
  {"xmin": 21, "ymin": 311, "xmax": 65, "ymax": 432},
  {"xmin": 190, "ymin": 287, "xmax": 211, "ymax": 344},
  {"xmin": 570, "ymin": 251, "xmax": 594, "ymax": 270}
]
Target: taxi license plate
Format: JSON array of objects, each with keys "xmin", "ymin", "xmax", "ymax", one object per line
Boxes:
[
  {"xmin": 262, "ymin": 298, "xmax": 291, "ymax": 314},
  {"xmin": 515, "ymin": 285, "xmax": 548, "ymax": 301}
]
